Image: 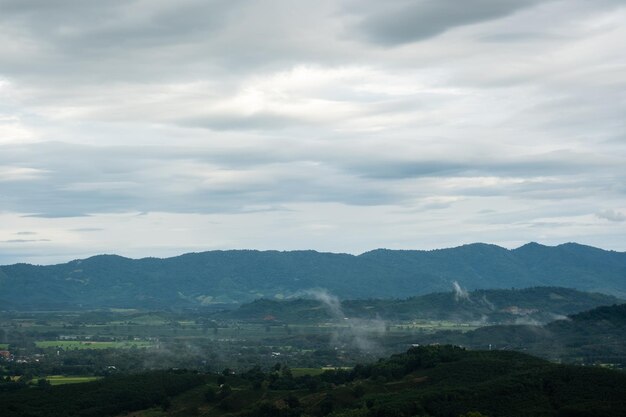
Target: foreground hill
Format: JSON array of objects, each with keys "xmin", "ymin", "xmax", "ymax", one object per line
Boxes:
[
  {"xmin": 1, "ymin": 242, "xmax": 625, "ymax": 309},
  {"xmin": 423, "ymin": 303, "xmax": 626, "ymax": 365},
  {"xmin": 2, "ymin": 346, "xmax": 625, "ymax": 417},
  {"xmin": 226, "ymin": 287, "xmax": 623, "ymax": 324}
]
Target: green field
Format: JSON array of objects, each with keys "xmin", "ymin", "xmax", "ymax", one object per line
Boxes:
[
  {"xmin": 290, "ymin": 367, "xmax": 326, "ymax": 377},
  {"xmin": 45, "ymin": 375, "xmax": 102, "ymax": 385},
  {"xmin": 36, "ymin": 340, "xmax": 153, "ymax": 350},
  {"xmin": 0, "ymin": 343, "xmax": 9, "ymax": 349},
  {"xmin": 290, "ymin": 367, "xmax": 352, "ymax": 377}
]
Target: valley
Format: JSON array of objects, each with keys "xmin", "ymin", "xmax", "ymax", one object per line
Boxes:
[{"xmin": 1, "ymin": 248, "xmax": 625, "ymax": 416}]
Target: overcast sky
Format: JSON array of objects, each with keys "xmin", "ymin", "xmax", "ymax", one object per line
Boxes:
[{"xmin": 1, "ymin": 0, "xmax": 625, "ymax": 264}]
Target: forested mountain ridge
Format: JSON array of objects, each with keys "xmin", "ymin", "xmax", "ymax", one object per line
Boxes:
[
  {"xmin": 226, "ymin": 287, "xmax": 623, "ymax": 324},
  {"xmin": 1, "ymin": 242, "xmax": 625, "ymax": 309}
]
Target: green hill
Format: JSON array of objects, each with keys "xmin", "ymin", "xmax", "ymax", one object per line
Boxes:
[
  {"xmin": 1, "ymin": 242, "xmax": 625, "ymax": 309},
  {"xmin": 422, "ymin": 303, "xmax": 626, "ymax": 365},
  {"xmin": 225, "ymin": 287, "xmax": 623, "ymax": 324},
  {"xmin": 3, "ymin": 346, "xmax": 624, "ymax": 417}
]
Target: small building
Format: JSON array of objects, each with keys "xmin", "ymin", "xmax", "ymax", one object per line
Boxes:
[{"xmin": 0, "ymin": 350, "xmax": 11, "ymax": 360}]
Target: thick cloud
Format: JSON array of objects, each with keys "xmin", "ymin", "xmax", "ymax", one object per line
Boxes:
[
  {"xmin": 597, "ymin": 210, "xmax": 626, "ymax": 222},
  {"xmin": 349, "ymin": 0, "xmax": 542, "ymax": 45},
  {"xmin": 0, "ymin": 0, "xmax": 625, "ymax": 263}
]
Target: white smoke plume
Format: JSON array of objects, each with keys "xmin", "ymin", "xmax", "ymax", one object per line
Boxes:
[
  {"xmin": 513, "ymin": 316, "xmax": 543, "ymax": 326},
  {"xmin": 547, "ymin": 313, "xmax": 570, "ymax": 322},
  {"xmin": 302, "ymin": 288, "xmax": 344, "ymax": 319},
  {"xmin": 452, "ymin": 281, "xmax": 470, "ymax": 301},
  {"xmin": 479, "ymin": 294, "xmax": 495, "ymax": 310},
  {"xmin": 302, "ymin": 288, "xmax": 385, "ymax": 353},
  {"xmin": 346, "ymin": 318, "xmax": 387, "ymax": 352}
]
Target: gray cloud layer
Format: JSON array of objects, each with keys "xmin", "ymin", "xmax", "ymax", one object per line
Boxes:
[
  {"xmin": 0, "ymin": 0, "xmax": 625, "ymax": 262},
  {"xmin": 350, "ymin": 0, "xmax": 543, "ymax": 45}
]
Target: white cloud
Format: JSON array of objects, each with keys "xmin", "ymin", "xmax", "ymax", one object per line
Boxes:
[{"xmin": 0, "ymin": 166, "xmax": 48, "ymax": 181}]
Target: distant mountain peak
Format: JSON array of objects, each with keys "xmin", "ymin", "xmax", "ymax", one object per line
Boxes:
[{"xmin": 516, "ymin": 241, "xmax": 546, "ymax": 250}]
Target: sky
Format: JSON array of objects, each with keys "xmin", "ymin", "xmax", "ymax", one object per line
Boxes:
[{"xmin": 0, "ymin": 0, "xmax": 625, "ymax": 264}]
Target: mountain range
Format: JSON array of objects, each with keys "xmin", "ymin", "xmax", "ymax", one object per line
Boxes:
[{"xmin": 1, "ymin": 242, "xmax": 625, "ymax": 309}]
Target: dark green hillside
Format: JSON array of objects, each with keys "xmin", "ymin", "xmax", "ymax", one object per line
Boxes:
[
  {"xmin": 1, "ymin": 243, "xmax": 625, "ymax": 309},
  {"xmin": 344, "ymin": 346, "xmax": 626, "ymax": 417},
  {"xmin": 226, "ymin": 287, "xmax": 623, "ymax": 324},
  {"xmin": 0, "ymin": 370, "xmax": 205, "ymax": 417},
  {"xmin": 359, "ymin": 243, "xmax": 529, "ymax": 290},
  {"xmin": 563, "ymin": 303, "xmax": 626, "ymax": 324},
  {"xmin": 1, "ymin": 346, "xmax": 625, "ymax": 417},
  {"xmin": 422, "ymin": 303, "xmax": 626, "ymax": 365},
  {"xmin": 228, "ymin": 346, "xmax": 626, "ymax": 417}
]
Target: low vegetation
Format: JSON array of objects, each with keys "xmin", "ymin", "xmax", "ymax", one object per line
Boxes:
[
  {"xmin": 0, "ymin": 370, "xmax": 205, "ymax": 417},
  {"xmin": 35, "ymin": 340, "xmax": 153, "ymax": 350},
  {"xmin": 2, "ymin": 346, "xmax": 625, "ymax": 417}
]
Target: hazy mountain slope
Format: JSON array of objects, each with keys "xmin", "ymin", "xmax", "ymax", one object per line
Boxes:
[
  {"xmin": 359, "ymin": 243, "xmax": 532, "ymax": 289},
  {"xmin": 425, "ymin": 303, "xmax": 626, "ymax": 365},
  {"xmin": 512, "ymin": 242, "xmax": 626, "ymax": 294},
  {"xmin": 226, "ymin": 287, "xmax": 624, "ymax": 324},
  {"xmin": 0, "ymin": 243, "xmax": 625, "ymax": 309}
]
